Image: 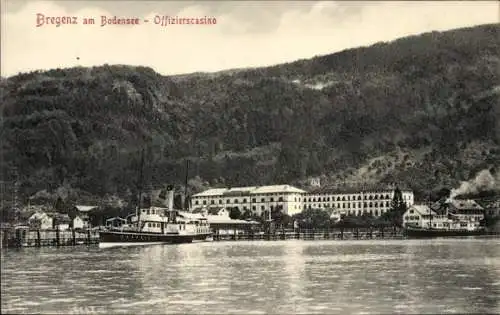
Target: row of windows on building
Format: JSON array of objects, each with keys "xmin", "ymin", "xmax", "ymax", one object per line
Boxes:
[
  {"xmin": 307, "ymin": 201, "xmax": 393, "ymax": 209},
  {"xmin": 194, "ymin": 197, "xmax": 287, "ymax": 206},
  {"xmin": 193, "ymin": 193, "xmax": 412, "ymax": 206},
  {"xmin": 345, "ymin": 209, "xmax": 387, "ymax": 216},
  {"xmin": 237, "ymin": 205, "xmax": 282, "ymax": 212},
  {"xmin": 405, "ymin": 215, "xmax": 420, "ymax": 221},
  {"xmin": 194, "ymin": 198, "xmax": 406, "ymax": 207},
  {"xmin": 454, "ymin": 215, "xmax": 483, "ymax": 221},
  {"xmin": 192, "ymin": 203, "xmax": 393, "ymax": 215},
  {"xmin": 305, "ymin": 194, "xmax": 393, "ymax": 202}
]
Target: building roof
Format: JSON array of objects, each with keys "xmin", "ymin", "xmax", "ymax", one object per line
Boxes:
[
  {"xmin": 29, "ymin": 211, "xmax": 50, "ymax": 220},
  {"xmin": 449, "ymin": 199, "xmax": 484, "ymax": 210},
  {"xmin": 177, "ymin": 211, "xmax": 206, "ymax": 220},
  {"xmin": 193, "ymin": 188, "xmax": 229, "ymax": 197},
  {"xmin": 252, "ymin": 185, "xmax": 305, "ymax": 194},
  {"xmin": 22, "ymin": 210, "xmax": 37, "ymax": 221},
  {"xmin": 75, "ymin": 205, "xmax": 98, "ymax": 212},
  {"xmin": 308, "ymin": 186, "xmax": 413, "ymax": 194},
  {"xmin": 407, "ymin": 204, "xmax": 437, "ymax": 216},
  {"xmin": 48, "ymin": 213, "xmax": 71, "ymax": 223},
  {"xmin": 484, "ymin": 200, "xmax": 500, "ymax": 209},
  {"xmin": 193, "ymin": 185, "xmax": 305, "ymax": 197},
  {"xmin": 206, "ymin": 215, "xmax": 259, "ymax": 225},
  {"xmin": 0, "ymin": 222, "xmax": 13, "ymax": 229},
  {"xmin": 208, "ymin": 207, "xmax": 226, "ymax": 215},
  {"xmin": 106, "ymin": 216, "xmax": 126, "ymax": 222},
  {"xmin": 74, "ymin": 214, "xmax": 89, "ymax": 220},
  {"xmin": 222, "ymin": 187, "xmax": 257, "ymax": 196},
  {"xmin": 22, "ymin": 205, "xmax": 50, "ymax": 214}
]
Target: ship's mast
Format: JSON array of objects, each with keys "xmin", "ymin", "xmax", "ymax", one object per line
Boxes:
[
  {"xmin": 184, "ymin": 160, "xmax": 189, "ymax": 211},
  {"xmin": 136, "ymin": 148, "xmax": 145, "ymax": 230},
  {"xmin": 13, "ymin": 166, "xmax": 19, "ymax": 211},
  {"xmin": 428, "ymin": 192, "xmax": 432, "ymax": 228}
]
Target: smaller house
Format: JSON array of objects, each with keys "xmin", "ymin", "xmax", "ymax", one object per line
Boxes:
[
  {"xmin": 484, "ymin": 200, "xmax": 500, "ymax": 218},
  {"xmin": 0, "ymin": 222, "xmax": 12, "ymax": 230},
  {"xmin": 49, "ymin": 213, "xmax": 71, "ymax": 230},
  {"xmin": 72, "ymin": 215, "xmax": 89, "ymax": 230},
  {"xmin": 402, "ymin": 205, "xmax": 439, "ymax": 228},
  {"xmin": 447, "ymin": 199, "xmax": 484, "ymax": 226},
  {"xmin": 191, "ymin": 207, "xmax": 230, "ymax": 217},
  {"xmin": 71, "ymin": 205, "xmax": 97, "ymax": 229},
  {"xmin": 106, "ymin": 217, "xmax": 127, "ymax": 228},
  {"xmin": 191, "ymin": 207, "xmax": 209, "ymax": 216},
  {"xmin": 28, "ymin": 211, "xmax": 54, "ymax": 230},
  {"xmin": 208, "ymin": 207, "xmax": 230, "ymax": 217},
  {"xmin": 191, "ymin": 207, "xmax": 259, "ymax": 235}
]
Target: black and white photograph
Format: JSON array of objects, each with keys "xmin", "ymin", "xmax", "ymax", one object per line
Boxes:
[{"xmin": 1, "ymin": 0, "xmax": 499, "ymax": 314}]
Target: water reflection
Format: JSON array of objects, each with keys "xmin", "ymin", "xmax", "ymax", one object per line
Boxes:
[
  {"xmin": 282, "ymin": 241, "xmax": 306, "ymax": 313},
  {"xmin": 1, "ymin": 239, "xmax": 499, "ymax": 314}
]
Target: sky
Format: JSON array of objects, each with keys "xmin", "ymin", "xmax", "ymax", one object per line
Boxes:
[{"xmin": 1, "ymin": 0, "xmax": 498, "ymax": 77}]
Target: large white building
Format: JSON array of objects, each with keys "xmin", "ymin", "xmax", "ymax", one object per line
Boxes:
[
  {"xmin": 305, "ymin": 187, "xmax": 414, "ymax": 217},
  {"xmin": 191, "ymin": 184, "xmax": 414, "ymax": 218},
  {"xmin": 191, "ymin": 185, "xmax": 306, "ymax": 216}
]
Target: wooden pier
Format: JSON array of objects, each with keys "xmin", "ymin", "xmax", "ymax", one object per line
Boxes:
[
  {"xmin": 211, "ymin": 227, "xmax": 405, "ymax": 241},
  {"xmin": 1, "ymin": 228, "xmax": 99, "ymax": 248}
]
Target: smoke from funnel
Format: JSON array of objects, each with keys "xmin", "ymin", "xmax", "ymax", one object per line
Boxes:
[{"xmin": 449, "ymin": 169, "xmax": 500, "ymax": 200}]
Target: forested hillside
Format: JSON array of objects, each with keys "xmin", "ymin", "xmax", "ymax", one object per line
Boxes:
[{"xmin": 1, "ymin": 23, "xmax": 499, "ymax": 206}]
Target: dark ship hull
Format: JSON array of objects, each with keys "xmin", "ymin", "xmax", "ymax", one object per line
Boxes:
[
  {"xmin": 404, "ymin": 226, "xmax": 486, "ymax": 238},
  {"xmin": 99, "ymin": 230, "xmax": 212, "ymax": 247}
]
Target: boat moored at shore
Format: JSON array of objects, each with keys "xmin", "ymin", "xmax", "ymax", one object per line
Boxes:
[
  {"xmin": 99, "ymin": 187, "xmax": 212, "ymax": 248},
  {"xmin": 404, "ymin": 224, "xmax": 486, "ymax": 238},
  {"xmin": 403, "ymin": 200, "xmax": 487, "ymax": 238}
]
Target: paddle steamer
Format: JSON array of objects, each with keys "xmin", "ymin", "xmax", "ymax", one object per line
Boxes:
[
  {"xmin": 404, "ymin": 199, "xmax": 486, "ymax": 238},
  {"xmin": 99, "ymin": 186, "xmax": 212, "ymax": 248}
]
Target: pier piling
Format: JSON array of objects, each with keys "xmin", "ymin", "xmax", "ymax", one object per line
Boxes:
[{"xmin": 36, "ymin": 230, "xmax": 41, "ymax": 247}]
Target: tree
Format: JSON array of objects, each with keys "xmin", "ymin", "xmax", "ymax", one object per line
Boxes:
[
  {"xmin": 292, "ymin": 208, "xmax": 330, "ymax": 229},
  {"xmin": 240, "ymin": 208, "xmax": 253, "ymax": 220},
  {"xmin": 271, "ymin": 206, "xmax": 292, "ymax": 228},
  {"xmin": 431, "ymin": 187, "xmax": 451, "ymax": 202},
  {"xmin": 229, "ymin": 207, "xmax": 242, "ymax": 220},
  {"xmin": 387, "ymin": 187, "xmax": 408, "ymax": 227},
  {"xmin": 337, "ymin": 213, "xmax": 379, "ymax": 228},
  {"xmin": 54, "ymin": 197, "xmax": 66, "ymax": 213}
]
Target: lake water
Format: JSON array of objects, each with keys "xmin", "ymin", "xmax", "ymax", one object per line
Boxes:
[{"xmin": 1, "ymin": 238, "xmax": 499, "ymax": 314}]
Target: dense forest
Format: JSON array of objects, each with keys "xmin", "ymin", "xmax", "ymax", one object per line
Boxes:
[{"xmin": 1, "ymin": 23, "xmax": 499, "ymax": 208}]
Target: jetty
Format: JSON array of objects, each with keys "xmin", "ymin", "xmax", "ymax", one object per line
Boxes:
[
  {"xmin": 1, "ymin": 227, "xmax": 99, "ymax": 248},
  {"xmin": 211, "ymin": 227, "xmax": 406, "ymax": 241}
]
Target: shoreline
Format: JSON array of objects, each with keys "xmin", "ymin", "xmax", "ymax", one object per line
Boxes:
[{"xmin": 1, "ymin": 227, "xmax": 499, "ymax": 249}]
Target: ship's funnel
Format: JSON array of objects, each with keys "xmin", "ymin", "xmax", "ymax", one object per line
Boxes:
[{"xmin": 165, "ymin": 185, "xmax": 174, "ymax": 211}]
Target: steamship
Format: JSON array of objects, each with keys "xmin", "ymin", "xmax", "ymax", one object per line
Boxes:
[
  {"xmin": 99, "ymin": 150, "xmax": 212, "ymax": 248},
  {"xmin": 404, "ymin": 198, "xmax": 486, "ymax": 238},
  {"xmin": 404, "ymin": 221, "xmax": 486, "ymax": 238},
  {"xmin": 99, "ymin": 186, "xmax": 212, "ymax": 248}
]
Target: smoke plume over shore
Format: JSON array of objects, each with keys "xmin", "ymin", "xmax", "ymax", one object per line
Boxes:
[{"xmin": 450, "ymin": 169, "xmax": 500, "ymax": 199}]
